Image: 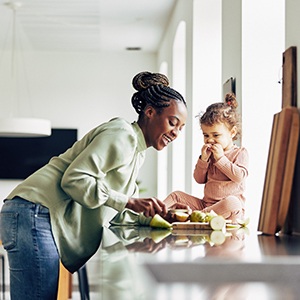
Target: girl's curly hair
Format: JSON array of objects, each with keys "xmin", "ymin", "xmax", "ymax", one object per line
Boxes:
[{"xmin": 198, "ymin": 93, "xmax": 241, "ymax": 140}]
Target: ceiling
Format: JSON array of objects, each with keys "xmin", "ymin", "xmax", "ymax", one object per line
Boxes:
[{"xmin": 0, "ymin": 0, "xmax": 176, "ymax": 53}]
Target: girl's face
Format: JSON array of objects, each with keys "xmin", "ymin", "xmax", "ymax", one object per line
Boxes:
[
  {"xmin": 201, "ymin": 122, "xmax": 237, "ymax": 152},
  {"xmin": 142, "ymin": 100, "xmax": 187, "ymax": 150}
]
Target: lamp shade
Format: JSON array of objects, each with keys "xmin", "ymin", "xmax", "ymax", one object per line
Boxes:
[{"xmin": 0, "ymin": 117, "xmax": 51, "ymax": 137}]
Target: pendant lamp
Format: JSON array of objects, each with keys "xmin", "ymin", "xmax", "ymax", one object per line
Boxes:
[{"xmin": 0, "ymin": 1, "xmax": 51, "ymax": 137}]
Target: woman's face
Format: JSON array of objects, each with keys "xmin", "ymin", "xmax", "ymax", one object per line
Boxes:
[{"xmin": 142, "ymin": 100, "xmax": 187, "ymax": 150}]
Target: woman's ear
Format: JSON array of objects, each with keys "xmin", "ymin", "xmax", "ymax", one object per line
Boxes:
[{"xmin": 144, "ymin": 106, "xmax": 155, "ymax": 119}]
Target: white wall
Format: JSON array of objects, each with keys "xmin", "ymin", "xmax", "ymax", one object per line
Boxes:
[
  {"xmin": 242, "ymin": 1, "xmax": 284, "ymax": 229},
  {"xmin": 0, "ymin": 0, "xmax": 290, "ymax": 232},
  {"xmin": 158, "ymin": 0, "xmax": 285, "ymax": 231},
  {"xmin": 285, "ymin": 0, "xmax": 300, "ymax": 233},
  {"xmin": 0, "ymin": 50, "xmax": 160, "ymax": 287},
  {"xmin": 0, "ymin": 0, "xmax": 298, "ymax": 291},
  {"xmin": 0, "ymin": 51, "xmax": 159, "ymax": 203},
  {"xmin": 158, "ymin": 0, "xmax": 195, "ymax": 195},
  {"xmin": 192, "ymin": 0, "xmax": 222, "ymax": 197}
]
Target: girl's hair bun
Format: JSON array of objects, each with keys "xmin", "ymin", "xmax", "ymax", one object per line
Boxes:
[
  {"xmin": 132, "ymin": 71, "xmax": 169, "ymax": 91},
  {"xmin": 225, "ymin": 93, "xmax": 238, "ymax": 108}
]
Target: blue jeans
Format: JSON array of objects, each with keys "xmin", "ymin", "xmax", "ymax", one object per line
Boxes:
[{"xmin": 0, "ymin": 197, "xmax": 59, "ymax": 300}]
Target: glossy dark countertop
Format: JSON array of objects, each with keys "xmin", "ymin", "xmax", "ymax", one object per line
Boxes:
[{"xmin": 94, "ymin": 225, "xmax": 300, "ymax": 300}]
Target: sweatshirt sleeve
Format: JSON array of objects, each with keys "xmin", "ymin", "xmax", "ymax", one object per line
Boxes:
[
  {"xmin": 193, "ymin": 157, "xmax": 209, "ymax": 184},
  {"xmin": 214, "ymin": 148, "xmax": 249, "ymax": 183},
  {"xmin": 60, "ymin": 127, "xmax": 138, "ymax": 211}
]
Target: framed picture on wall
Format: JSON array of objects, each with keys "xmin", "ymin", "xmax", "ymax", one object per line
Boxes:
[
  {"xmin": 223, "ymin": 77, "xmax": 240, "ymax": 145},
  {"xmin": 223, "ymin": 77, "xmax": 236, "ymax": 99}
]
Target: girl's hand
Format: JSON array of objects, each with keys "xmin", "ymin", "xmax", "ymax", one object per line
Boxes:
[
  {"xmin": 210, "ymin": 143, "xmax": 224, "ymax": 160},
  {"xmin": 201, "ymin": 144, "xmax": 212, "ymax": 162},
  {"xmin": 126, "ymin": 197, "xmax": 168, "ymax": 217}
]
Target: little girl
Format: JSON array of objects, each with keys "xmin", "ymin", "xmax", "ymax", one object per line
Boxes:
[{"xmin": 164, "ymin": 93, "xmax": 249, "ymax": 222}]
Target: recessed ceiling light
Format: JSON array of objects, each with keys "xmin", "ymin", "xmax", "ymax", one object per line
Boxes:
[{"xmin": 126, "ymin": 47, "xmax": 141, "ymax": 51}]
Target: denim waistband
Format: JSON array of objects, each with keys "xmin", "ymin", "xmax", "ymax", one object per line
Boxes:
[{"xmin": 4, "ymin": 197, "xmax": 49, "ymax": 214}]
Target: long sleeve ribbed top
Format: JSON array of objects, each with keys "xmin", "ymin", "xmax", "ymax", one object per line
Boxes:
[{"xmin": 193, "ymin": 145, "xmax": 249, "ymax": 206}]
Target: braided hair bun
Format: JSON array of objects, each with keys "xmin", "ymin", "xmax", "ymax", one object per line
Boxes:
[
  {"xmin": 131, "ymin": 71, "xmax": 186, "ymax": 115},
  {"xmin": 132, "ymin": 71, "xmax": 169, "ymax": 91}
]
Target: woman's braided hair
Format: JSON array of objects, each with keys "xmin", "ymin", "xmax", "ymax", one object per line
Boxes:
[
  {"xmin": 131, "ymin": 71, "xmax": 186, "ymax": 116},
  {"xmin": 199, "ymin": 93, "xmax": 241, "ymax": 140}
]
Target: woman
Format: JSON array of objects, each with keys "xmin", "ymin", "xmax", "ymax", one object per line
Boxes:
[{"xmin": 0, "ymin": 71, "xmax": 187, "ymax": 299}]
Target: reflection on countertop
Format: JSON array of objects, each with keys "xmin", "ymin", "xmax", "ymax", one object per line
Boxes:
[{"xmin": 93, "ymin": 225, "xmax": 300, "ymax": 300}]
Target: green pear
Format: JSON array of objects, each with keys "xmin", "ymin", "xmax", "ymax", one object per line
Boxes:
[
  {"xmin": 209, "ymin": 230, "xmax": 226, "ymax": 245},
  {"xmin": 150, "ymin": 229, "xmax": 172, "ymax": 243},
  {"xmin": 150, "ymin": 214, "xmax": 172, "ymax": 229},
  {"xmin": 175, "ymin": 211, "xmax": 190, "ymax": 222},
  {"xmin": 209, "ymin": 215, "xmax": 226, "ymax": 230},
  {"xmin": 236, "ymin": 217, "xmax": 250, "ymax": 227},
  {"xmin": 190, "ymin": 210, "xmax": 206, "ymax": 222},
  {"xmin": 205, "ymin": 210, "xmax": 218, "ymax": 222}
]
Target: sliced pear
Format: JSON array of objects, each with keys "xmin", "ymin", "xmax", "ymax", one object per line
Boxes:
[
  {"xmin": 150, "ymin": 214, "xmax": 172, "ymax": 229},
  {"xmin": 226, "ymin": 223, "xmax": 241, "ymax": 230},
  {"xmin": 189, "ymin": 234, "xmax": 209, "ymax": 245},
  {"xmin": 236, "ymin": 217, "xmax": 250, "ymax": 227},
  {"xmin": 236, "ymin": 227, "xmax": 250, "ymax": 236},
  {"xmin": 175, "ymin": 212, "xmax": 190, "ymax": 222},
  {"xmin": 210, "ymin": 230, "xmax": 226, "ymax": 245},
  {"xmin": 150, "ymin": 229, "xmax": 172, "ymax": 243},
  {"xmin": 174, "ymin": 235, "xmax": 190, "ymax": 246},
  {"xmin": 209, "ymin": 215, "xmax": 226, "ymax": 230},
  {"xmin": 205, "ymin": 210, "xmax": 218, "ymax": 222},
  {"xmin": 190, "ymin": 210, "xmax": 206, "ymax": 222}
]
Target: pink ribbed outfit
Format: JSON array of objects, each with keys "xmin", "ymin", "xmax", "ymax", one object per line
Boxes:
[{"xmin": 164, "ymin": 145, "xmax": 249, "ymax": 222}]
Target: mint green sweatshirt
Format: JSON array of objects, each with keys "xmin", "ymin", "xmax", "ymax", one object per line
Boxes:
[{"xmin": 6, "ymin": 117, "xmax": 147, "ymax": 272}]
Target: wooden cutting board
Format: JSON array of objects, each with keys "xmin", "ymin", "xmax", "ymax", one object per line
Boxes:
[
  {"xmin": 282, "ymin": 46, "xmax": 297, "ymax": 107},
  {"xmin": 277, "ymin": 108, "xmax": 299, "ymax": 231},
  {"xmin": 258, "ymin": 46, "xmax": 299, "ymax": 235},
  {"xmin": 172, "ymin": 222, "xmax": 212, "ymax": 230},
  {"xmin": 258, "ymin": 106, "xmax": 299, "ymax": 235}
]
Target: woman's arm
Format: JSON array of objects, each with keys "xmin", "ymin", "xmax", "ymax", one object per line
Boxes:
[{"xmin": 61, "ymin": 127, "xmax": 138, "ymax": 211}]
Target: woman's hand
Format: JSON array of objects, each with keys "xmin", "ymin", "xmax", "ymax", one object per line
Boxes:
[{"xmin": 126, "ymin": 197, "xmax": 168, "ymax": 217}]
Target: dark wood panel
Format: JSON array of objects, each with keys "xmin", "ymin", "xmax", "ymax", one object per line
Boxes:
[
  {"xmin": 258, "ymin": 107, "xmax": 296, "ymax": 234},
  {"xmin": 276, "ymin": 108, "xmax": 299, "ymax": 232},
  {"xmin": 282, "ymin": 46, "xmax": 297, "ymax": 107},
  {"xmin": 258, "ymin": 46, "xmax": 299, "ymax": 235}
]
